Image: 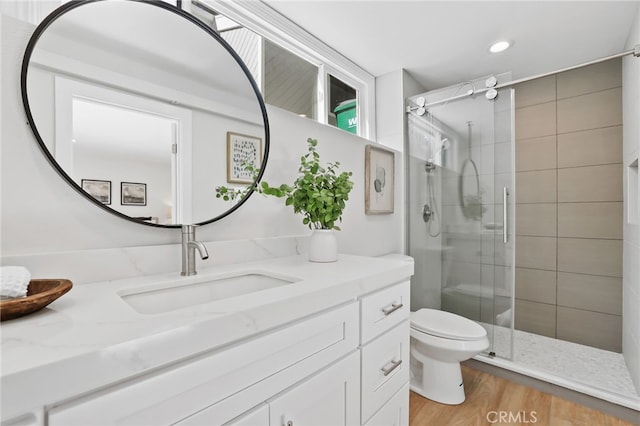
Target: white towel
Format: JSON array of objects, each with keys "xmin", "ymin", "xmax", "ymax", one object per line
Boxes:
[{"xmin": 0, "ymin": 266, "xmax": 31, "ymax": 299}]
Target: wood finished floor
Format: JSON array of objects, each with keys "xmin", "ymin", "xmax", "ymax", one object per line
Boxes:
[{"xmin": 409, "ymin": 366, "xmax": 638, "ymax": 426}]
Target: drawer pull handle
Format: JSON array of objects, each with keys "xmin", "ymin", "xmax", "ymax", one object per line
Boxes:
[
  {"xmin": 381, "ymin": 302, "xmax": 403, "ymax": 316},
  {"xmin": 381, "ymin": 359, "xmax": 403, "ymax": 376}
]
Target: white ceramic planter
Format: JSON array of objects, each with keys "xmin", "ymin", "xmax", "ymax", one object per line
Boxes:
[{"xmin": 308, "ymin": 229, "xmax": 338, "ymax": 263}]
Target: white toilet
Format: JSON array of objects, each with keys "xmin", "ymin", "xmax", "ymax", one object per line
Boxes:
[{"xmin": 409, "ymin": 308, "xmax": 489, "ymax": 405}]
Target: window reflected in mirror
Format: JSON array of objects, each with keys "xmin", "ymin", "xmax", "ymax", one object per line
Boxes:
[{"xmin": 264, "ymin": 41, "xmax": 318, "ymax": 120}]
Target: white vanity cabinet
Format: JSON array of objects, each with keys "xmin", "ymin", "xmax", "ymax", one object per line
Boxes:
[
  {"xmin": 180, "ymin": 352, "xmax": 360, "ymax": 426},
  {"xmin": 364, "ymin": 384, "xmax": 410, "ymax": 426},
  {"xmin": 0, "ymin": 413, "xmax": 44, "ymax": 426},
  {"xmin": 225, "ymin": 404, "xmax": 269, "ymax": 426},
  {"xmin": 0, "ymin": 255, "xmax": 413, "ymax": 426},
  {"xmin": 267, "ymin": 351, "xmax": 360, "ymax": 426},
  {"xmin": 223, "ymin": 354, "xmax": 360, "ymax": 426},
  {"xmin": 42, "ymin": 281, "xmax": 411, "ymax": 426},
  {"xmin": 359, "ymin": 281, "xmax": 411, "ymax": 424},
  {"xmin": 48, "ymin": 303, "xmax": 359, "ymax": 425},
  {"xmin": 191, "ymin": 280, "xmax": 410, "ymax": 426}
]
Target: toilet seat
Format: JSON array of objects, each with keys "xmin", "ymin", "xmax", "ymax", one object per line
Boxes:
[{"xmin": 411, "ymin": 308, "xmax": 487, "ymax": 341}]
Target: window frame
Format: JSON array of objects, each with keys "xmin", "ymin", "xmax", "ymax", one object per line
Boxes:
[{"xmin": 197, "ymin": 0, "xmax": 376, "ymax": 140}]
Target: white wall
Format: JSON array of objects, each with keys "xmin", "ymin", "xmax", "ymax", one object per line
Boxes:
[
  {"xmin": 375, "ymin": 70, "xmax": 429, "ymax": 307},
  {"xmin": 1, "ymin": 14, "xmax": 403, "ymax": 262},
  {"xmin": 189, "ymin": 109, "xmax": 263, "ymax": 224},
  {"xmin": 376, "ymin": 69, "xmax": 405, "ymax": 154},
  {"xmin": 27, "ymin": 50, "xmax": 264, "ymax": 225},
  {"xmin": 74, "ymin": 147, "xmax": 172, "ymax": 222},
  {"xmin": 375, "ymin": 69, "xmax": 423, "ymax": 256},
  {"xmin": 622, "ymin": 3, "xmax": 640, "ymax": 394},
  {"xmin": 376, "ymin": 69, "xmax": 444, "ymax": 311}
]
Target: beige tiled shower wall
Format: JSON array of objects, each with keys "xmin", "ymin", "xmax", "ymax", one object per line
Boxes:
[{"xmin": 514, "ymin": 59, "xmax": 623, "ymax": 352}]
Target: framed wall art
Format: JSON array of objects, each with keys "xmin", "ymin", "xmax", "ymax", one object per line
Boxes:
[
  {"xmin": 81, "ymin": 179, "xmax": 111, "ymax": 205},
  {"xmin": 227, "ymin": 131, "xmax": 262, "ymax": 184},
  {"xmin": 365, "ymin": 144, "xmax": 394, "ymax": 214},
  {"xmin": 121, "ymin": 182, "xmax": 147, "ymax": 206}
]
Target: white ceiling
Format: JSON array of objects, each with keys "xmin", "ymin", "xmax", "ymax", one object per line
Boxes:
[{"xmin": 262, "ymin": 1, "xmax": 639, "ymax": 91}]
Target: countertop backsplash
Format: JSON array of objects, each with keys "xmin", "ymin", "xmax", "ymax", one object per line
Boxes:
[{"xmin": 0, "ymin": 235, "xmax": 309, "ymax": 286}]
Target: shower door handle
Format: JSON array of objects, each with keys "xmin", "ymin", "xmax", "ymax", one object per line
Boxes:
[{"xmin": 503, "ymin": 187, "xmax": 509, "ymax": 244}]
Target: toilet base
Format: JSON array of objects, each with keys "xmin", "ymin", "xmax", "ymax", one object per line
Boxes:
[{"xmin": 410, "ymin": 354, "xmax": 466, "ymax": 405}]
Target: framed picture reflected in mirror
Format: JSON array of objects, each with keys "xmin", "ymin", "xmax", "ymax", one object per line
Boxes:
[
  {"xmin": 121, "ymin": 182, "xmax": 147, "ymax": 206},
  {"xmin": 227, "ymin": 132, "xmax": 262, "ymax": 184},
  {"xmin": 81, "ymin": 179, "xmax": 111, "ymax": 205}
]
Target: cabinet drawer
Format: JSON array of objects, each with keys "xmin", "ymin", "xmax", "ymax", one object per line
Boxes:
[
  {"xmin": 361, "ymin": 320, "xmax": 409, "ymax": 423},
  {"xmin": 360, "ymin": 281, "xmax": 410, "ymax": 344},
  {"xmin": 49, "ymin": 303, "xmax": 358, "ymax": 426},
  {"xmin": 365, "ymin": 383, "xmax": 409, "ymax": 426}
]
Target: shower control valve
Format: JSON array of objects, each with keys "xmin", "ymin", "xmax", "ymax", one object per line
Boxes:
[{"xmin": 423, "ymin": 204, "xmax": 433, "ymax": 223}]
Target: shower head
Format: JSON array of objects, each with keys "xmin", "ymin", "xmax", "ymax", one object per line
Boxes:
[{"xmin": 425, "ymin": 138, "xmax": 451, "ymax": 172}]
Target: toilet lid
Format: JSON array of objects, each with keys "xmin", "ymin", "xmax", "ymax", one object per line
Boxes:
[{"xmin": 411, "ymin": 309, "xmax": 487, "ymax": 341}]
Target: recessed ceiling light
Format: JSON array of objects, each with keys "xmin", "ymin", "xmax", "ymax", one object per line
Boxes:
[{"xmin": 489, "ymin": 40, "xmax": 511, "ymax": 53}]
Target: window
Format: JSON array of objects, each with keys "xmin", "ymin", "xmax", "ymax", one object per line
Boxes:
[
  {"xmin": 190, "ymin": 0, "xmax": 375, "ymax": 139},
  {"xmin": 328, "ymin": 74, "xmax": 357, "ymax": 133}
]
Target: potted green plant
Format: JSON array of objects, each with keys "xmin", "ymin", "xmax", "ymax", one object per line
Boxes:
[{"xmin": 216, "ymin": 138, "xmax": 353, "ymax": 262}]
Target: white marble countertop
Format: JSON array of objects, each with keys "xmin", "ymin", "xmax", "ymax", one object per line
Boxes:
[{"xmin": 0, "ymin": 254, "xmax": 413, "ymax": 420}]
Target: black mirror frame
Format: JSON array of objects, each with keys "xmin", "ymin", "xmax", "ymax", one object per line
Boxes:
[{"xmin": 20, "ymin": 0, "xmax": 270, "ymax": 229}]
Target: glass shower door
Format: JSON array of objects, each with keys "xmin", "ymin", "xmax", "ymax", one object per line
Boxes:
[
  {"xmin": 486, "ymin": 87, "xmax": 515, "ymax": 360},
  {"xmin": 406, "ymin": 76, "xmax": 515, "ymax": 360}
]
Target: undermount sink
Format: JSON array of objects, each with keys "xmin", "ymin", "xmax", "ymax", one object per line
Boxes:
[{"xmin": 119, "ymin": 272, "xmax": 300, "ymax": 314}]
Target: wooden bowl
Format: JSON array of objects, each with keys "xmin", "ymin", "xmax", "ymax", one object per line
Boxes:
[{"xmin": 0, "ymin": 279, "xmax": 73, "ymax": 321}]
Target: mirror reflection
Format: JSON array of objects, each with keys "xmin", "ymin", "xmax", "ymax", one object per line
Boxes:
[{"xmin": 22, "ymin": 0, "xmax": 268, "ymax": 226}]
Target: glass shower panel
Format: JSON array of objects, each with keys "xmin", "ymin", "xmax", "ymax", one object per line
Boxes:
[
  {"xmin": 406, "ymin": 76, "xmax": 514, "ymax": 359},
  {"xmin": 488, "ymin": 87, "xmax": 515, "ymax": 360}
]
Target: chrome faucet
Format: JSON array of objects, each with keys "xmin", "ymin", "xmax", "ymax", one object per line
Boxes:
[{"xmin": 181, "ymin": 225, "xmax": 209, "ymax": 276}]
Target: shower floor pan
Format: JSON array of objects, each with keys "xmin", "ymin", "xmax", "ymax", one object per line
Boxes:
[{"xmin": 477, "ymin": 325, "xmax": 639, "ymax": 411}]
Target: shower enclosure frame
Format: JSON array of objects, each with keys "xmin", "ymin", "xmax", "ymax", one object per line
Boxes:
[{"xmin": 405, "ymin": 44, "xmax": 640, "ymax": 412}]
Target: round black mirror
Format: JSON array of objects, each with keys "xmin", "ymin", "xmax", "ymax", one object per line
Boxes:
[{"xmin": 21, "ymin": 0, "xmax": 269, "ymax": 228}]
